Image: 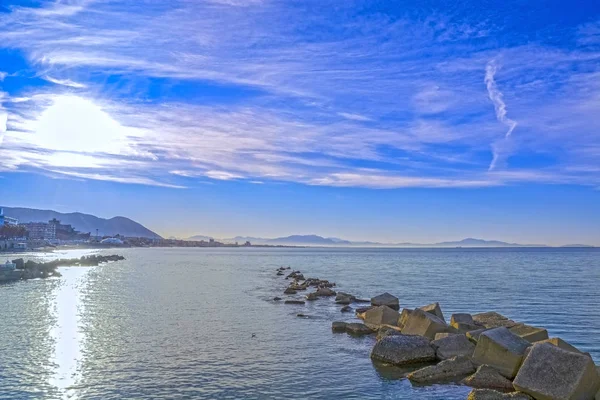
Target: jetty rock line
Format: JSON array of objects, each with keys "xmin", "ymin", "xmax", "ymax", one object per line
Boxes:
[{"xmin": 273, "ymin": 268, "xmax": 600, "ymax": 400}]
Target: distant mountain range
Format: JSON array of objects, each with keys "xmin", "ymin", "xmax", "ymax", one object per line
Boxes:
[
  {"xmin": 186, "ymin": 234, "xmax": 591, "ymax": 247},
  {"xmin": 2, "ymin": 207, "xmax": 161, "ymax": 239}
]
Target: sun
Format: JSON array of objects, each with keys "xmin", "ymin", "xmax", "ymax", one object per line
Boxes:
[{"xmin": 33, "ymin": 95, "xmax": 129, "ymax": 155}]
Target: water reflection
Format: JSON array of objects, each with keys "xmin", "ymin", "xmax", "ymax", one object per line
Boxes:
[{"xmin": 49, "ymin": 267, "xmax": 89, "ymax": 398}]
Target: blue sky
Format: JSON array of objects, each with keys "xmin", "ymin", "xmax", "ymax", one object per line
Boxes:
[{"xmin": 1, "ymin": 0, "xmax": 599, "ymax": 244}]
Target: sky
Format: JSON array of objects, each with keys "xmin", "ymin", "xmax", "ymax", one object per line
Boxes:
[{"xmin": 0, "ymin": 0, "xmax": 599, "ymax": 245}]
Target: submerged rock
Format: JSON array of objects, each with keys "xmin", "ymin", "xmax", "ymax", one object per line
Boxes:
[
  {"xmin": 335, "ymin": 292, "xmax": 356, "ymax": 304},
  {"xmin": 407, "ymin": 355, "xmax": 475, "ymax": 384},
  {"xmin": 332, "ymin": 321, "xmax": 347, "ymax": 333},
  {"xmin": 466, "ymin": 389, "xmax": 533, "ymax": 400},
  {"xmin": 418, "ymin": 302, "xmax": 446, "ymax": 323},
  {"xmin": 284, "ymin": 300, "xmax": 305, "ymax": 305},
  {"xmin": 371, "ymin": 292, "xmax": 400, "ymax": 311},
  {"xmin": 340, "ymin": 305, "xmax": 353, "ymax": 313},
  {"xmin": 284, "ymin": 287, "xmax": 297, "ymax": 295},
  {"xmin": 513, "ymin": 342, "xmax": 600, "ymax": 400},
  {"xmin": 363, "ymin": 305, "xmax": 401, "ymax": 330},
  {"xmin": 345, "ymin": 323, "xmax": 374, "ymax": 336},
  {"xmin": 462, "ymin": 365, "xmax": 515, "ymax": 391},
  {"xmin": 431, "ymin": 333, "xmax": 475, "ymax": 360},
  {"xmin": 401, "ymin": 309, "xmax": 449, "ymax": 340},
  {"xmin": 273, "ymin": 297, "xmax": 282, "ymax": 301},
  {"xmin": 370, "ymin": 334, "xmax": 436, "ymax": 366},
  {"xmin": 472, "ymin": 327, "xmax": 531, "ymax": 379}
]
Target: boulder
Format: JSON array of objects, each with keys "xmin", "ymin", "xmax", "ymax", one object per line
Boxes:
[
  {"xmin": 335, "ymin": 292, "xmax": 356, "ymax": 304},
  {"xmin": 419, "ymin": 302, "xmax": 446, "ymax": 323},
  {"xmin": 398, "ymin": 308, "xmax": 414, "ymax": 330},
  {"xmin": 370, "ymin": 334, "xmax": 436, "ymax": 366},
  {"xmin": 407, "ymin": 355, "xmax": 475, "ymax": 384},
  {"xmin": 401, "ymin": 309, "xmax": 450, "ymax": 340},
  {"xmin": 432, "ymin": 333, "xmax": 476, "ymax": 360},
  {"xmin": 284, "ymin": 300, "xmax": 305, "ymax": 305},
  {"xmin": 462, "ymin": 365, "xmax": 515, "ymax": 391},
  {"xmin": 316, "ymin": 287, "xmax": 336, "ymax": 297},
  {"xmin": 468, "ymin": 328, "xmax": 491, "ymax": 343},
  {"xmin": 467, "ymin": 389, "xmax": 534, "ymax": 400},
  {"xmin": 473, "ymin": 312, "xmax": 517, "ymax": 329},
  {"xmin": 305, "ymin": 292, "xmax": 319, "ymax": 301},
  {"xmin": 345, "ymin": 323, "xmax": 374, "ymax": 336},
  {"xmin": 537, "ymin": 337, "xmax": 583, "ymax": 354},
  {"xmin": 513, "ymin": 342, "xmax": 600, "ymax": 400},
  {"xmin": 273, "ymin": 297, "xmax": 282, "ymax": 301},
  {"xmin": 332, "ymin": 321, "xmax": 347, "ymax": 333},
  {"xmin": 284, "ymin": 287, "xmax": 297, "ymax": 295},
  {"xmin": 340, "ymin": 305, "xmax": 353, "ymax": 313},
  {"xmin": 435, "ymin": 332, "xmax": 459, "ymax": 340},
  {"xmin": 472, "ymin": 327, "xmax": 531, "ymax": 378},
  {"xmin": 451, "ymin": 313, "xmax": 482, "ymax": 333},
  {"xmin": 376, "ymin": 326, "xmax": 403, "ymax": 341},
  {"xmin": 371, "ymin": 292, "xmax": 399, "ymax": 311},
  {"xmin": 508, "ymin": 323, "xmax": 549, "ymax": 343},
  {"xmin": 363, "ymin": 305, "xmax": 401, "ymax": 330}
]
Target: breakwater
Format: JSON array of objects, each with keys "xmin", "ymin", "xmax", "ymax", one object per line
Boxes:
[
  {"xmin": 1, "ymin": 255, "xmax": 125, "ymax": 282},
  {"xmin": 274, "ymin": 266, "xmax": 600, "ymax": 400}
]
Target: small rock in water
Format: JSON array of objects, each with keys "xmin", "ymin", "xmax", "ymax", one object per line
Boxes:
[
  {"xmin": 371, "ymin": 292, "xmax": 399, "ymax": 311},
  {"xmin": 316, "ymin": 287, "xmax": 336, "ymax": 297},
  {"xmin": 340, "ymin": 305, "xmax": 353, "ymax": 313},
  {"xmin": 284, "ymin": 300, "xmax": 305, "ymax": 305},
  {"xmin": 284, "ymin": 287, "xmax": 297, "ymax": 295},
  {"xmin": 273, "ymin": 297, "xmax": 282, "ymax": 301},
  {"xmin": 306, "ymin": 292, "xmax": 319, "ymax": 301},
  {"xmin": 332, "ymin": 321, "xmax": 347, "ymax": 333},
  {"xmin": 345, "ymin": 323, "xmax": 374, "ymax": 336}
]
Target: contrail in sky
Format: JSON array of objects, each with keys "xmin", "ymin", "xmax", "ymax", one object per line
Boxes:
[{"xmin": 485, "ymin": 60, "xmax": 517, "ymax": 170}]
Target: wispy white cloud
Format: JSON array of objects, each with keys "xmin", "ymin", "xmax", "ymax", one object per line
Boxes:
[{"xmin": 43, "ymin": 76, "xmax": 87, "ymax": 88}]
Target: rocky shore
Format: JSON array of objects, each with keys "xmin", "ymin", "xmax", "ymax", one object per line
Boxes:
[
  {"xmin": 273, "ymin": 267, "xmax": 600, "ymax": 400},
  {"xmin": 1, "ymin": 255, "xmax": 125, "ymax": 282}
]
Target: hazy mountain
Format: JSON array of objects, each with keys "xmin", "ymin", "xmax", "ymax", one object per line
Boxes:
[
  {"xmin": 187, "ymin": 235, "xmax": 214, "ymax": 241},
  {"xmin": 2, "ymin": 206, "xmax": 161, "ymax": 239},
  {"xmin": 431, "ymin": 238, "xmax": 536, "ymax": 247}
]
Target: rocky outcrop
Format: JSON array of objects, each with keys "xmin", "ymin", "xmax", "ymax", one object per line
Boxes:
[
  {"xmin": 431, "ymin": 333, "xmax": 475, "ymax": 360},
  {"xmin": 370, "ymin": 334, "xmax": 436, "ymax": 366},
  {"xmin": 401, "ymin": 309, "xmax": 450, "ymax": 340},
  {"xmin": 371, "ymin": 292, "xmax": 399, "ymax": 311},
  {"xmin": 316, "ymin": 287, "xmax": 336, "ymax": 297},
  {"xmin": 472, "ymin": 327, "xmax": 531, "ymax": 379},
  {"xmin": 508, "ymin": 323, "xmax": 549, "ymax": 343},
  {"xmin": 463, "ymin": 365, "xmax": 515, "ymax": 391},
  {"xmin": 419, "ymin": 302, "xmax": 446, "ymax": 323},
  {"xmin": 407, "ymin": 355, "xmax": 475, "ymax": 384},
  {"xmin": 363, "ymin": 306, "xmax": 401, "ymax": 330},
  {"xmin": 513, "ymin": 343, "xmax": 600, "ymax": 400},
  {"xmin": 466, "ymin": 389, "xmax": 533, "ymax": 399},
  {"xmin": 335, "ymin": 292, "xmax": 356, "ymax": 304}
]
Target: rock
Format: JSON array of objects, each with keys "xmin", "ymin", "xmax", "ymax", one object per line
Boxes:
[
  {"xmin": 273, "ymin": 297, "xmax": 282, "ymax": 301},
  {"xmin": 285, "ymin": 270, "xmax": 302, "ymax": 279},
  {"xmin": 508, "ymin": 323, "xmax": 549, "ymax": 343},
  {"xmin": 398, "ymin": 308, "xmax": 414, "ymax": 330},
  {"xmin": 340, "ymin": 305, "xmax": 353, "ymax": 313},
  {"xmin": 419, "ymin": 302, "xmax": 446, "ymax": 323},
  {"xmin": 356, "ymin": 306, "xmax": 374, "ymax": 314},
  {"xmin": 332, "ymin": 321, "xmax": 347, "ymax": 333},
  {"xmin": 354, "ymin": 298, "xmax": 371, "ymax": 303},
  {"xmin": 472, "ymin": 327, "xmax": 531, "ymax": 379},
  {"xmin": 276, "ymin": 271, "xmax": 284, "ymax": 276},
  {"xmin": 284, "ymin": 287, "xmax": 297, "ymax": 295},
  {"xmin": 335, "ymin": 292, "xmax": 356, "ymax": 304},
  {"xmin": 407, "ymin": 355, "xmax": 475, "ymax": 384},
  {"xmin": 345, "ymin": 323, "xmax": 374, "ymax": 336},
  {"xmin": 513, "ymin": 342, "xmax": 600, "ymax": 400},
  {"xmin": 401, "ymin": 308, "xmax": 450, "ymax": 340},
  {"xmin": 376, "ymin": 326, "xmax": 403, "ymax": 341},
  {"xmin": 463, "ymin": 365, "xmax": 515, "ymax": 391},
  {"xmin": 468, "ymin": 328, "xmax": 491, "ymax": 343},
  {"xmin": 305, "ymin": 292, "xmax": 319, "ymax": 301},
  {"xmin": 296, "ymin": 313, "xmax": 308, "ymax": 318},
  {"xmin": 473, "ymin": 312, "xmax": 517, "ymax": 329},
  {"xmin": 467, "ymin": 389, "xmax": 534, "ymax": 399},
  {"xmin": 316, "ymin": 287, "xmax": 336, "ymax": 297},
  {"xmin": 370, "ymin": 334, "xmax": 436, "ymax": 366},
  {"xmin": 432, "ymin": 334, "xmax": 476, "ymax": 360},
  {"xmin": 363, "ymin": 305, "xmax": 401, "ymax": 330},
  {"xmin": 451, "ymin": 313, "xmax": 481, "ymax": 333},
  {"xmin": 371, "ymin": 292, "xmax": 399, "ymax": 311},
  {"xmin": 537, "ymin": 337, "xmax": 583, "ymax": 354},
  {"xmin": 284, "ymin": 300, "xmax": 305, "ymax": 305},
  {"xmin": 435, "ymin": 332, "xmax": 459, "ymax": 340}
]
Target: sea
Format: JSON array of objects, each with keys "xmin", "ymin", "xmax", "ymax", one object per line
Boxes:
[{"xmin": 0, "ymin": 247, "xmax": 599, "ymax": 399}]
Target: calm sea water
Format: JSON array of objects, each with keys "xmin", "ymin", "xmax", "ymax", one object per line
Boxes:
[{"xmin": 0, "ymin": 247, "xmax": 599, "ymax": 399}]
